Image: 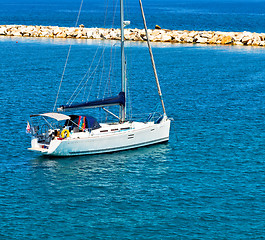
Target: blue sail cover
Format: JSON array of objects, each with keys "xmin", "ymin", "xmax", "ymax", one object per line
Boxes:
[{"xmin": 59, "ymin": 92, "xmax": 125, "ymax": 111}]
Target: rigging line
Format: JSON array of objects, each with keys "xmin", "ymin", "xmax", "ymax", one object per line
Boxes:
[
  {"xmin": 139, "ymin": 0, "xmax": 167, "ymax": 115},
  {"xmin": 87, "ymin": 68, "xmax": 97, "ymax": 101},
  {"xmin": 71, "ymin": 0, "xmax": 117, "ymax": 105},
  {"xmin": 75, "ymin": 0, "xmax": 84, "ymax": 27},
  {"xmin": 78, "ymin": 0, "xmax": 111, "ymax": 103},
  {"xmin": 86, "ymin": 47, "xmax": 106, "ymax": 101},
  {"xmin": 80, "ymin": 48, "xmax": 103, "ymax": 101},
  {"xmin": 106, "ymin": 43, "xmax": 119, "ymax": 97},
  {"xmin": 98, "ymin": 0, "xmax": 118, "ymax": 99},
  {"xmin": 125, "ymin": 63, "xmax": 132, "ymax": 119},
  {"xmin": 82, "ymin": 74, "xmax": 88, "ymax": 102},
  {"xmin": 103, "ymin": 0, "xmax": 110, "ymax": 27},
  {"xmin": 53, "ymin": 45, "xmax": 72, "ymax": 112},
  {"xmin": 83, "ymin": 0, "xmax": 118, "ymax": 103},
  {"xmin": 97, "ymin": 53, "xmax": 105, "ymax": 99},
  {"xmin": 102, "ymin": 0, "xmax": 117, "ymax": 100},
  {"xmin": 103, "ymin": 45, "xmax": 114, "ymax": 97},
  {"xmin": 79, "ymin": 45, "xmax": 102, "ymax": 102},
  {"xmin": 95, "ymin": 0, "xmax": 109, "ymax": 100},
  {"xmin": 111, "ymin": 0, "xmax": 119, "ymax": 27},
  {"xmin": 69, "ymin": 73, "xmax": 95, "ymax": 106},
  {"xmin": 79, "ymin": 0, "xmax": 109, "ymax": 100},
  {"xmin": 70, "ymin": 47, "xmax": 107, "ymax": 105},
  {"xmin": 53, "ymin": 0, "xmax": 84, "ymax": 112},
  {"xmin": 79, "ymin": 0, "xmax": 108, "ymax": 103},
  {"xmin": 103, "ymin": 0, "xmax": 119, "ymax": 98},
  {"xmin": 123, "ymin": 0, "xmax": 133, "ymax": 120},
  {"xmin": 67, "ymin": 47, "xmax": 100, "ymax": 105}
]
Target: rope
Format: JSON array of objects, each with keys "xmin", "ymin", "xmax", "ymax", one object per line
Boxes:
[
  {"xmin": 67, "ymin": 47, "xmax": 100, "ymax": 105},
  {"xmin": 55, "ymin": 0, "xmax": 121, "ymax": 110},
  {"xmin": 53, "ymin": 0, "xmax": 84, "ymax": 112},
  {"xmin": 103, "ymin": 44, "xmax": 115, "ymax": 97},
  {"xmin": 81, "ymin": 0, "xmax": 109, "ymax": 101},
  {"xmin": 103, "ymin": 0, "xmax": 119, "ymax": 98},
  {"xmin": 68, "ymin": 0, "xmax": 114, "ymax": 105},
  {"xmin": 139, "ymin": 0, "xmax": 167, "ymax": 115},
  {"xmin": 68, "ymin": 48, "xmax": 106, "ymax": 106},
  {"xmin": 97, "ymin": 52, "xmax": 105, "ymax": 99}
]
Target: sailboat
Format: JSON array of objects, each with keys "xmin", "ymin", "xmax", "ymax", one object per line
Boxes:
[{"xmin": 28, "ymin": 0, "xmax": 171, "ymax": 156}]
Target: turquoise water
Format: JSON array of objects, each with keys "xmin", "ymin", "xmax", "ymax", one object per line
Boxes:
[{"xmin": 1, "ymin": 0, "xmax": 265, "ymax": 239}]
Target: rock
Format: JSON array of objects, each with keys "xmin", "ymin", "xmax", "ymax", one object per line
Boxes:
[
  {"xmin": 56, "ymin": 32, "xmax": 67, "ymax": 38},
  {"xmin": 155, "ymin": 25, "xmax": 161, "ymax": 30},
  {"xmin": 252, "ymin": 33, "xmax": 261, "ymax": 41},
  {"xmin": 196, "ymin": 37, "xmax": 208, "ymax": 44},
  {"xmin": 152, "ymin": 29, "xmax": 162, "ymax": 36},
  {"xmin": 172, "ymin": 37, "xmax": 181, "ymax": 43},
  {"xmin": 35, "ymin": 26, "xmax": 41, "ymax": 32},
  {"xmin": 80, "ymin": 35, "xmax": 88, "ymax": 39},
  {"xmin": 76, "ymin": 33, "xmax": 83, "ymax": 39},
  {"xmin": 161, "ymin": 33, "xmax": 171, "ymax": 42},
  {"xmin": 200, "ymin": 32, "xmax": 213, "ymax": 39},
  {"xmin": 109, "ymin": 30, "xmax": 119, "ymax": 39},
  {"xmin": 179, "ymin": 32, "xmax": 188, "ymax": 41},
  {"xmin": 0, "ymin": 27, "xmax": 6, "ymax": 35},
  {"xmin": 30, "ymin": 31, "xmax": 39, "ymax": 37},
  {"xmin": 130, "ymin": 32, "xmax": 141, "ymax": 41},
  {"xmin": 53, "ymin": 27, "xmax": 61, "ymax": 35},
  {"xmin": 241, "ymin": 36, "xmax": 251, "ymax": 44},
  {"xmin": 252, "ymin": 40, "xmax": 260, "ymax": 46},
  {"xmin": 247, "ymin": 39, "xmax": 253, "ymax": 45},
  {"xmin": 171, "ymin": 31, "xmax": 180, "ymax": 39},
  {"xmin": 234, "ymin": 41, "xmax": 244, "ymax": 46},
  {"xmin": 11, "ymin": 30, "xmax": 22, "ymax": 37},
  {"xmin": 184, "ymin": 37, "xmax": 194, "ymax": 43},
  {"xmin": 92, "ymin": 31, "xmax": 100, "ymax": 39},
  {"xmin": 208, "ymin": 36, "xmax": 218, "ymax": 44},
  {"xmin": 221, "ymin": 36, "xmax": 233, "ymax": 44},
  {"xmin": 233, "ymin": 33, "xmax": 243, "ymax": 41},
  {"xmin": 39, "ymin": 29, "xmax": 52, "ymax": 37},
  {"xmin": 19, "ymin": 26, "xmax": 27, "ymax": 35},
  {"xmin": 83, "ymin": 29, "xmax": 93, "ymax": 38},
  {"xmin": 187, "ymin": 31, "xmax": 197, "ymax": 38}
]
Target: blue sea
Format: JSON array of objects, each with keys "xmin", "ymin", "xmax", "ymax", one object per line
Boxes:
[{"xmin": 1, "ymin": 0, "xmax": 265, "ymax": 239}]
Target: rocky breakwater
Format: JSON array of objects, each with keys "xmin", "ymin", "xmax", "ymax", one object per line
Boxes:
[{"xmin": 0, "ymin": 25, "xmax": 265, "ymax": 47}]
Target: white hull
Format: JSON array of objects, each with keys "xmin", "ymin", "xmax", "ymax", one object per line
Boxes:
[{"xmin": 29, "ymin": 117, "xmax": 171, "ymax": 157}]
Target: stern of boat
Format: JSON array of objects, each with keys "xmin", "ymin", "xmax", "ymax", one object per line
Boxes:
[
  {"xmin": 28, "ymin": 137, "xmax": 49, "ymax": 154},
  {"xmin": 28, "ymin": 137, "xmax": 62, "ymax": 155}
]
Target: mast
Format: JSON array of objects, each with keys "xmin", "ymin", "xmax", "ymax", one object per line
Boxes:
[
  {"xmin": 120, "ymin": 0, "xmax": 126, "ymax": 122},
  {"xmin": 139, "ymin": 0, "xmax": 167, "ymax": 115}
]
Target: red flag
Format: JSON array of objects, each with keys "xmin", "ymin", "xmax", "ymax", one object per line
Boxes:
[{"xmin": 26, "ymin": 121, "xmax": 31, "ymax": 133}]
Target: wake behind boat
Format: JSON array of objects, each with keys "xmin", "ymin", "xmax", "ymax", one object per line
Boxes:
[{"xmin": 27, "ymin": 0, "xmax": 171, "ymax": 157}]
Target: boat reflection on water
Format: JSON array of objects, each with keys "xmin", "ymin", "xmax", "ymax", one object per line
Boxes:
[{"xmin": 30, "ymin": 142, "xmax": 171, "ymax": 178}]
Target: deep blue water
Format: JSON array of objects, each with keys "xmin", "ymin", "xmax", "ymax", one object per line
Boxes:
[
  {"xmin": 0, "ymin": 0, "xmax": 265, "ymax": 32},
  {"xmin": 1, "ymin": 0, "xmax": 265, "ymax": 239}
]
